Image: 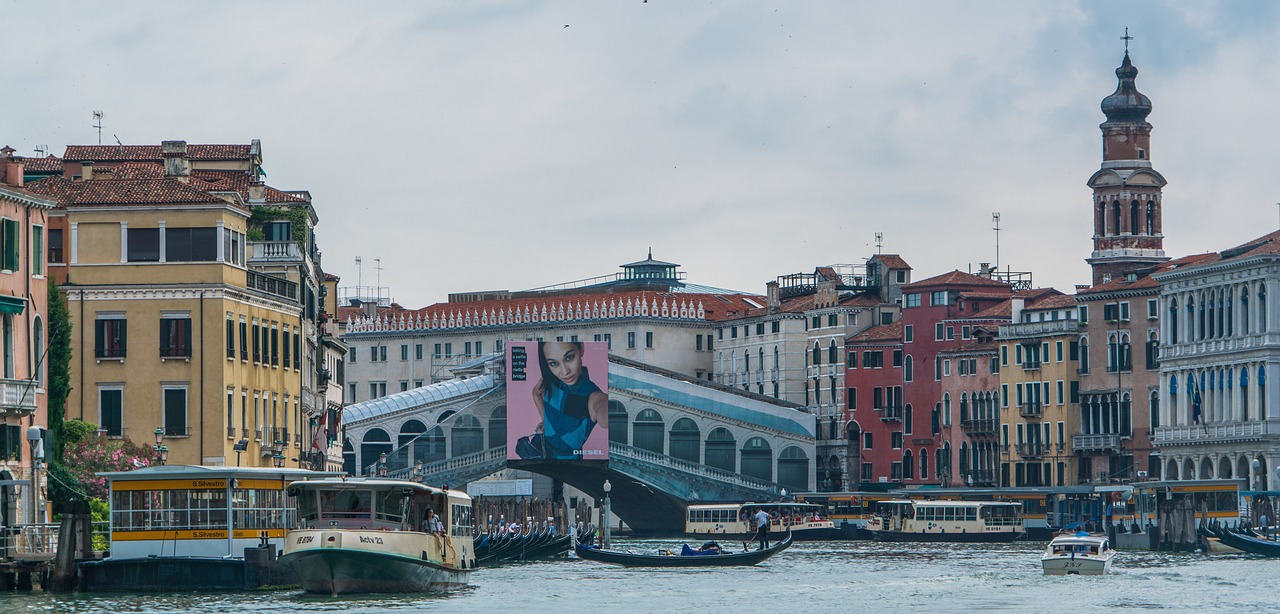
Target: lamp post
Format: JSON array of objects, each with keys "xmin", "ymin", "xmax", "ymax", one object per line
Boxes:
[
  {"xmin": 272, "ymin": 452, "xmax": 285, "ymax": 468},
  {"xmin": 26, "ymin": 427, "xmax": 43, "ymax": 524},
  {"xmin": 155, "ymin": 445, "xmax": 169, "ymax": 466},
  {"xmin": 413, "ymin": 460, "xmax": 424, "ymax": 482},
  {"xmin": 602, "ymin": 480, "xmax": 612, "ymax": 549},
  {"xmin": 377, "ymin": 452, "xmax": 388, "ymax": 477}
]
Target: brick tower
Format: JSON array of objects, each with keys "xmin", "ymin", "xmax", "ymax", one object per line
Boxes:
[{"xmin": 1085, "ymin": 48, "xmax": 1169, "ymax": 286}]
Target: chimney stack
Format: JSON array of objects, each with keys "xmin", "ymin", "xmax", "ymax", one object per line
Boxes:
[
  {"xmin": 1010, "ymin": 297, "xmax": 1025, "ymax": 323},
  {"xmin": 766, "ymin": 281, "xmax": 780, "ymax": 311},
  {"xmin": 248, "ymin": 180, "xmax": 265, "ymax": 203},
  {"xmin": 0, "ymin": 147, "xmax": 21, "ymax": 187},
  {"xmin": 162, "ymin": 140, "xmax": 190, "ymax": 180},
  {"xmin": 81, "ymin": 160, "xmax": 94, "ymax": 181}
]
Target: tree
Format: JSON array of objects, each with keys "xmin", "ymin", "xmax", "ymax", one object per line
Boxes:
[
  {"xmin": 47, "ymin": 282, "xmax": 73, "ymax": 461},
  {"xmin": 62, "ymin": 434, "xmax": 153, "ymax": 499}
]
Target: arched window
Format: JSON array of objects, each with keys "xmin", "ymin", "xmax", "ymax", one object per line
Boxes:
[
  {"xmin": 1149, "ymin": 391, "xmax": 1160, "ymax": 430},
  {"xmin": 1146, "ymin": 201, "xmax": 1155, "ymax": 234},
  {"xmin": 1260, "ymin": 285, "xmax": 1268, "ymax": 332},
  {"xmin": 1260, "ymin": 365, "xmax": 1268, "ymax": 417},
  {"xmin": 1111, "ymin": 201, "xmax": 1122, "ymax": 235},
  {"xmin": 905, "ymin": 355, "xmax": 914, "ymax": 382},
  {"xmin": 1240, "ymin": 367, "xmax": 1250, "ymax": 422},
  {"xmin": 705, "ymin": 428, "xmax": 736, "ymax": 472},
  {"xmin": 959, "ymin": 392, "xmax": 969, "ymax": 423},
  {"xmin": 1097, "ymin": 202, "xmax": 1107, "ymax": 235},
  {"xmin": 1241, "ymin": 286, "xmax": 1250, "ymax": 336},
  {"xmin": 812, "ymin": 343, "xmax": 821, "ymax": 365},
  {"xmin": 1169, "ymin": 298, "xmax": 1179, "ymax": 344},
  {"xmin": 943, "ymin": 393, "xmax": 951, "ymax": 427},
  {"xmin": 829, "ymin": 340, "xmax": 838, "ymax": 364},
  {"xmin": 920, "ymin": 448, "xmax": 929, "ymax": 480},
  {"xmin": 33, "ymin": 316, "xmax": 44, "ymax": 386},
  {"xmin": 1225, "ymin": 288, "xmax": 1233, "ymax": 336},
  {"xmin": 1119, "ymin": 393, "xmax": 1131, "ymax": 436},
  {"xmin": 1129, "ymin": 199, "xmax": 1140, "ymax": 235},
  {"xmin": 343, "ymin": 438, "xmax": 356, "ymax": 475},
  {"xmin": 904, "ymin": 403, "xmax": 914, "ymax": 434},
  {"xmin": 400, "ymin": 419, "xmax": 427, "ymax": 466},
  {"xmin": 903, "ymin": 449, "xmax": 914, "ymax": 479},
  {"xmin": 668, "ymin": 417, "xmax": 700, "ymax": 463}
]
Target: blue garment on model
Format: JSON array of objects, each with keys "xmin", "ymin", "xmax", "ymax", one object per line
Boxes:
[{"xmin": 540, "ymin": 366, "xmax": 601, "ymax": 459}]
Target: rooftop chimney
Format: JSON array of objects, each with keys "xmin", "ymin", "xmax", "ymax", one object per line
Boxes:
[
  {"xmin": 81, "ymin": 160, "xmax": 94, "ymax": 181},
  {"xmin": 766, "ymin": 281, "xmax": 780, "ymax": 311},
  {"xmin": 248, "ymin": 180, "xmax": 265, "ymax": 203},
  {"xmin": 1010, "ymin": 297, "xmax": 1025, "ymax": 323},
  {"xmin": 162, "ymin": 140, "xmax": 190, "ymax": 181}
]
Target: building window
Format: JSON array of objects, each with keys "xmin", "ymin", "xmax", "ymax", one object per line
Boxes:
[
  {"xmin": 165, "ymin": 227, "xmax": 218, "ymax": 261},
  {"xmin": 160, "ymin": 314, "xmax": 192, "ymax": 358},
  {"xmin": 163, "ymin": 386, "xmax": 188, "ymax": 436},
  {"xmin": 904, "ymin": 325, "xmax": 913, "ymax": 342},
  {"xmin": 0, "ymin": 219, "xmax": 19, "ymax": 271},
  {"xmin": 225, "ymin": 316, "xmax": 235, "ymax": 359},
  {"xmin": 931, "ymin": 291, "xmax": 947, "ymax": 306},
  {"xmin": 415, "ymin": 344, "xmax": 424, "ymax": 360},
  {"xmin": 401, "ymin": 344, "xmax": 409, "ymax": 361},
  {"xmin": 282, "ymin": 328, "xmax": 291, "ymax": 368},
  {"xmin": 904, "ymin": 293, "xmax": 921, "ymax": 308},
  {"xmin": 126, "ymin": 227, "xmax": 160, "ymax": 262},
  {"xmin": 239, "ymin": 319, "xmax": 248, "ymax": 361},
  {"xmin": 47, "ymin": 228, "xmax": 64, "ymax": 264},
  {"xmin": 628, "ymin": 332, "xmax": 636, "ymax": 349},
  {"xmin": 99, "ymin": 387, "xmax": 124, "ymax": 437},
  {"xmin": 935, "ymin": 323, "xmax": 944, "ymax": 340},
  {"xmin": 31, "ymin": 225, "xmax": 43, "ymax": 276},
  {"xmin": 95, "ymin": 315, "xmax": 127, "ymax": 359},
  {"xmin": 771, "ymin": 321, "xmax": 780, "ymax": 333}
]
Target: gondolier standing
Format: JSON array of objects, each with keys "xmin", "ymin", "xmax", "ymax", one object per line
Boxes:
[{"xmin": 751, "ymin": 507, "xmax": 774, "ymax": 550}]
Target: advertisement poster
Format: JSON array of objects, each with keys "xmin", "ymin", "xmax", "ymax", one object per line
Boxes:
[{"xmin": 506, "ymin": 341, "xmax": 609, "ymax": 461}]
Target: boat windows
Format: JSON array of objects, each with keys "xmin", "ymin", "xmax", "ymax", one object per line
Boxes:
[{"xmin": 321, "ymin": 490, "xmax": 375, "ymax": 519}]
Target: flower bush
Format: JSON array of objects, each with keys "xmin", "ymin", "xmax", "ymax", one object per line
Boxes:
[{"xmin": 62, "ymin": 434, "xmax": 154, "ymax": 499}]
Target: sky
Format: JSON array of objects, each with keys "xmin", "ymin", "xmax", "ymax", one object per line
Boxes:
[{"xmin": 5, "ymin": 1, "xmax": 1280, "ymax": 308}]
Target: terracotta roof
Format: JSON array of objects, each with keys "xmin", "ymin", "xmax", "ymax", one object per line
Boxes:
[
  {"xmin": 727, "ymin": 289, "xmax": 883, "ymax": 319},
  {"xmin": 1025, "ymin": 293, "xmax": 1075, "ymax": 310},
  {"xmin": 872, "ymin": 254, "xmax": 911, "ymax": 269},
  {"xmin": 16, "ymin": 155, "xmax": 62, "ymax": 173},
  {"xmin": 969, "ymin": 301, "xmax": 1012, "ymax": 320},
  {"xmin": 191, "ymin": 171, "xmax": 307, "ymax": 204},
  {"xmin": 939, "ymin": 337, "xmax": 997, "ymax": 355},
  {"xmin": 847, "ymin": 320, "xmax": 904, "ymax": 344},
  {"xmin": 64, "ymin": 144, "xmax": 254, "ymax": 162},
  {"xmin": 903, "ymin": 270, "xmax": 1010, "ymax": 290},
  {"xmin": 339, "ymin": 290, "xmax": 767, "ymax": 327},
  {"xmin": 25, "ymin": 176, "xmax": 235, "ymax": 208},
  {"xmin": 957, "ymin": 291, "xmax": 1010, "ymax": 301},
  {"xmin": 106, "ymin": 163, "xmax": 164, "ymax": 180},
  {"xmin": 1078, "ymin": 253, "xmax": 1218, "ymax": 295}
]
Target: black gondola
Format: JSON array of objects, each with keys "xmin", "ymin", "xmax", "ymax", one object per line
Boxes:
[
  {"xmin": 1202, "ymin": 526, "xmax": 1280, "ymax": 557},
  {"xmin": 575, "ymin": 532, "xmax": 792, "ymax": 567}
]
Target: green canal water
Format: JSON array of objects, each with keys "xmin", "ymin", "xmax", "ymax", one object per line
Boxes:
[{"xmin": 2, "ymin": 539, "xmax": 1276, "ymax": 613}]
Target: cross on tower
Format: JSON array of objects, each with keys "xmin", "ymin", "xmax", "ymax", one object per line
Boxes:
[{"xmin": 1122, "ymin": 27, "xmax": 1133, "ymax": 53}]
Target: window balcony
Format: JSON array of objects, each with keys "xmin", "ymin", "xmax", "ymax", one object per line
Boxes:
[
  {"xmin": 878, "ymin": 404, "xmax": 902, "ymax": 422},
  {"xmin": 0, "ymin": 379, "xmax": 39, "ymax": 416},
  {"xmin": 1154, "ymin": 421, "xmax": 1272, "ymax": 446},
  {"xmin": 1018, "ymin": 401, "xmax": 1043, "ymax": 419},
  {"xmin": 1016, "ymin": 443, "xmax": 1045, "ymax": 459},
  {"xmin": 1020, "ymin": 361, "xmax": 1042, "ymax": 371},
  {"xmin": 1072, "ymin": 433, "xmax": 1122, "ymax": 452},
  {"xmin": 960, "ymin": 418, "xmax": 997, "ymax": 436},
  {"xmin": 246, "ymin": 270, "xmax": 298, "ymax": 301},
  {"xmin": 961, "ymin": 469, "xmax": 997, "ymax": 487}
]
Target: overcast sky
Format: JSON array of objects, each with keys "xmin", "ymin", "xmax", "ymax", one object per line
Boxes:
[{"xmin": 5, "ymin": 1, "xmax": 1279, "ymax": 307}]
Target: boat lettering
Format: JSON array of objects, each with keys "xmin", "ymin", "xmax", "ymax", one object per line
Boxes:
[
  {"xmin": 192, "ymin": 530, "xmax": 224, "ymax": 539},
  {"xmin": 359, "ymin": 536, "xmax": 384, "ymax": 545},
  {"xmin": 297, "ymin": 535, "xmax": 314, "ymax": 544},
  {"xmin": 190, "ymin": 479, "xmax": 226, "ymax": 488}
]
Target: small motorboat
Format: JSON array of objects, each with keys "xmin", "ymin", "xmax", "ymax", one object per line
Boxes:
[
  {"xmin": 576, "ymin": 532, "xmax": 792, "ymax": 567},
  {"xmin": 1042, "ymin": 531, "xmax": 1116, "ymax": 576}
]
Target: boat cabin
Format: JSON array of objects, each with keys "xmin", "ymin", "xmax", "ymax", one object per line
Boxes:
[{"xmin": 290, "ymin": 478, "xmax": 474, "ymax": 536}]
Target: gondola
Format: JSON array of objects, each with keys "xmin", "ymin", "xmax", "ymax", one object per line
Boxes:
[
  {"xmin": 575, "ymin": 531, "xmax": 792, "ymax": 567},
  {"xmin": 1201, "ymin": 525, "xmax": 1280, "ymax": 557}
]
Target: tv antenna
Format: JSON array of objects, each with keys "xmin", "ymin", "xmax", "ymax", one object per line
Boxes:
[
  {"xmin": 355, "ymin": 256, "xmax": 363, "ymax": 291},
  {"xmin": 92, "ymin": 110, "xmax": 104, "ymax": 145},
  {"xmin": 374, "ymin": 258, "xmax": 383, "ymax": 292},
  {"xmin": 992, "ymin": 212, "xmax": 1002, "ymax": 270},
  {"xmin": 33, "ymin": 145, "xmax": 48, "ymax": 156},
  {"xmin": 114, "ymin": 134, "xmax": 123, "ymax": 147},
  {"xmin": 874, "ymin": 232, "xmax": 883, "ymax": 254}
]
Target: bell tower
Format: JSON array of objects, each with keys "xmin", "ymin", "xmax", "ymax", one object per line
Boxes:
[{"xmin": 1085, "ymin": 33, "xmax": 1169, "ymax": 286}]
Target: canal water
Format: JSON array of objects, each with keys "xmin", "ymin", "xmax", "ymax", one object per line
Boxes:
[{"xmin": 2, "ymin": 538, "xmax": 1276, "ymax": 613}]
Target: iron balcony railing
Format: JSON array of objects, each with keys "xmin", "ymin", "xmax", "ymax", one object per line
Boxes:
[
  {"xmin": 1018, "ymin": 401, "xmax": 1043, "ymax": 419},
  {"xmin": 1016, "ymin": 443, "xmax": 1046, "ymax": 459},
  {"xmin": 1154, "ymin": 421, "xmax": 1270, "ymax": 445},
  {"xmin": 960, "ymin": 418, "xmax": 997, "ymax": 436}
]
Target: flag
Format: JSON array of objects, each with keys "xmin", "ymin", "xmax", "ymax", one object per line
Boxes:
[
  {"xmin": 312, "ymin": 411, "xmax": 327, "ymax": 451},
  {"xmin": 1192, "ymin": 374, "xmax": 1202, "ymax": 425}
]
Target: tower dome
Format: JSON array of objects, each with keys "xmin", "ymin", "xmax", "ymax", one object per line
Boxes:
[{"xmin": 1100, "ymin": 52, "xmax": 1152, "ymax": 123}]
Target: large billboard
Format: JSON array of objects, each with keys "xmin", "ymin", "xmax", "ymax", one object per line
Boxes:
[{"xmin": 507, "ymin": 341, "xmax": 609, "ymax": 461}]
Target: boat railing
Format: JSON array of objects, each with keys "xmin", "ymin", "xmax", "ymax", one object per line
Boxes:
[{"xmin": 984, "ymin": 516, "xmax": 1023, "ymax": 527}]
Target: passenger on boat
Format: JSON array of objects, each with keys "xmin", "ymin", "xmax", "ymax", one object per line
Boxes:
[{"xmin": 424, "ymin": 508, "xmax": 445, "ymax": 534}]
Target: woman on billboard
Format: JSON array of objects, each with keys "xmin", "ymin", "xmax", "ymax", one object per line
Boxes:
[{"xmin": 516, "ymin": 342, "xmax": 608, "ymax": 460}]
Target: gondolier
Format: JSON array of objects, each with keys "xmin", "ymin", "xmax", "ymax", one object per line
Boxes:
[{"xmin": 751, "ymin": 507, "xmax": 774, "ymax": 550}]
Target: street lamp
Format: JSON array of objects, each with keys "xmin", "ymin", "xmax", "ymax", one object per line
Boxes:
[
  {"xmin": 377, "ymin": 452, "xmax": 388, "ymax": 477},
  {"xmin": 154, "ymin": 427, "xmax": 164, "ymax": 448},
  {"xmin": 155, "ymin": 444, "xmax": 169, "ymax": 466},
  {"xmin": 272, "ymin": 452, "xmax": 285, "ymax": 468},
  {"xmin": 413, "ymin": 460, "xmax": 424, "ymax": 482},
  {"xmin": 26, "ymin": 427, "xmax": 43, "ymax": 524},
  {"xmin": 602, "ymin": 479, "xmax": 612, "ymax": 549}
]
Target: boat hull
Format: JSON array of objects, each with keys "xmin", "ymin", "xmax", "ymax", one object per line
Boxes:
[
  {"xmin": 281, "ymin": 548, "xmax": 468, "ymax": 595},
  {"xmin": 1041, "ymin": 555, "xmax": 1113, "ymax": 575},
  {"xmin": 576, "ymin": 533, "xmax": 792, "ymax": 567},
  {"xmin": 869, "ymin": 530, "xmax": 1022, "ymax": 543}
]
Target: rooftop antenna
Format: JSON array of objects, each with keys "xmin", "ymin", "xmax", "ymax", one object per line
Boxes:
[
  {"xmin": 114, "ymin": 134, "xmax": 123, "ymax": 147},
  {"xmin": 33, "ymin": 145, "xmax": 47, "ymax": 156},
  {"xmin": 374, "ymin": 258, "xmax": 383, "ymax": 297},
  {"xmin": 992, "ymin": 212, "xmax": 1002, "ymax": 270},
  {"xmin": 355, "ymin": 256, "xmax": 363, "ymax": 297},
  {"xmin": 92, "ymin": 111, "xmax": 104, "ymax": 145},
  {"xmin": 874, "ymin": 232, "xmax": 883, "ymax": 254}
]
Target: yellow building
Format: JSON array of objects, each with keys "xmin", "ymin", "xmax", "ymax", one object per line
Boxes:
[
  {"xmin": 28, "ymin": 142, "xmax": 316, "ymax": 467},
  {"xmin": 997, "ymin": 292, "xmax": 1082, "ymax": 487}
]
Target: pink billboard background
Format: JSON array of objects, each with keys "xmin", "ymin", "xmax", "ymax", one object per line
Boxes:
[{"xmin": 506, "ymin": 341, "xmax": 609, "ymax": 461}]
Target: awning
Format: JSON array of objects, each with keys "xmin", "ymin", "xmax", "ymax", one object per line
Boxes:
[{"xmin": 0, "ymin": 296, "xmax": 25, "ymax": 315}]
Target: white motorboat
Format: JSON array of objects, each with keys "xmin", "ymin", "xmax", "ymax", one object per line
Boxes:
[{"xmin": 1041, "ymin": 531, "xmax": 1116, "ymax": 575}]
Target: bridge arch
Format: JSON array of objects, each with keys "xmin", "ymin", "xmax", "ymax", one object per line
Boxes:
[
  {"xmin": 451, "ymin": 414, "xmax": 484, "ymax": 456},
  {"xmin": 360, "ymin": 428, "xmax": 392, "ymax": 473},
  {"xmin": 669, "ymin": 417, "xmax": 700, "ymax": 463},
  {"xmin": 777, "ymin": 445, "xmax": 808, "ymax": 491},
  {"xmin": 342, "ymin": 438, "xmax": 355, "ymax": 474},
  {"xmin": 705, "ymin": 427, "xmax": 736, "ymax": 472},
  {"xmin": 633, "ymin": 408, "xmax": 664, "ymax": 453},
  {"xmin": 487, "ymin": 406, "xmax": 506, "ymax": 448},
  {"xmin": 399, "ymin": 419, "xmax": 427, "ymax": 467},
  {"xmin": 608, "ymin": 400, "xmax": 628, "ymax": 445},
  {"xmin": 741, "ymin": 436, "xmax": 773, "ymax": 482}
]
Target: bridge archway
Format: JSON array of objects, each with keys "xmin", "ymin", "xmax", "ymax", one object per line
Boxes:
[
  {"xmin": 399, "ymin": 420, "xmax": 426, "ymax": 467},
  {"xmin": 420, "ymin": 426, "xmax": 446, "ymax": 464},
  {"xmin": 669, "ymin": 418, "xmax": 700, "ymax": 463},
  {"xmin": 608, "ymin": 400, "xmax": 628, "ymax": 445},
  {"xmin": 451, "ymin": 414, "xmax": 484, "ymax": 456},
  {"xmin": 633, "ymin": 409, "xmax": 664, "ymax": 453},
  {"xmin": 487, "ymin": 406, "xmax": 506, "ymax": 448},
  {"xmin": 361, "ymin": 428, "xmax": 392, "ymax": 471},
  {"xmin": 705, "ymin": 428, "xmax": 735, "ymax": 472},
  {"xmin": 741, "ymin": 436, "xmax": 772, "ymax": 482},
  {"xmin": 778, "ymin": 445, "xmax": 808, "ymax": 491}
]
